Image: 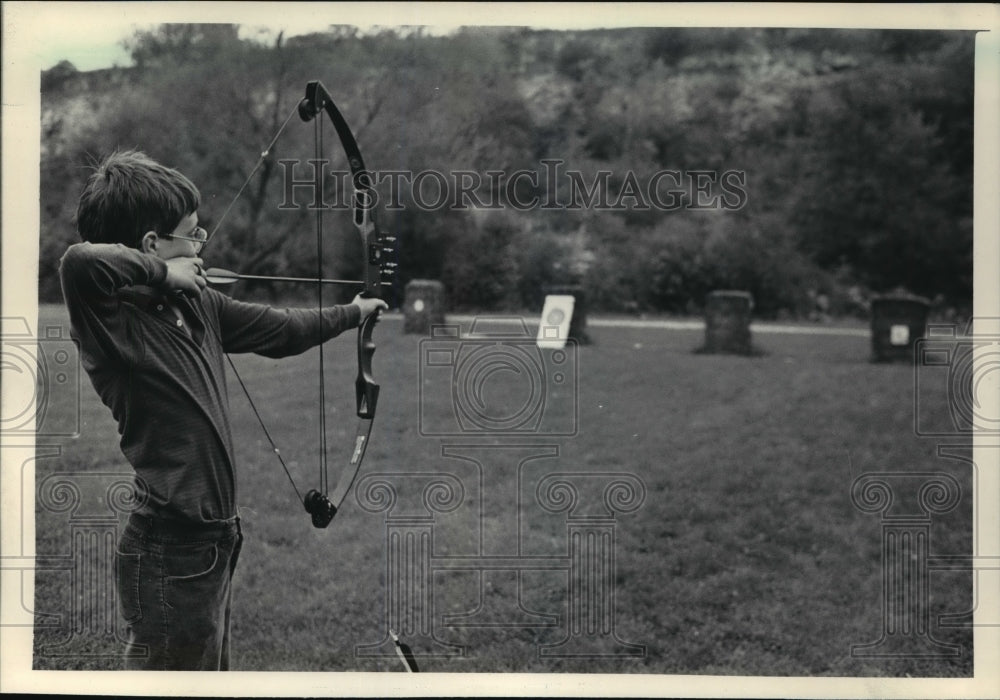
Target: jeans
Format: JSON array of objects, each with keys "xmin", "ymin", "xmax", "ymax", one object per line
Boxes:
[{"xmin": 115, "ymin": 512, "xmax": 243, "ymax": 670}]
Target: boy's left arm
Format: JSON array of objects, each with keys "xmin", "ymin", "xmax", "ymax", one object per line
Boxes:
[{"xmin": 210, "ymin": 289, "xmax": 362, "ymax": 358}]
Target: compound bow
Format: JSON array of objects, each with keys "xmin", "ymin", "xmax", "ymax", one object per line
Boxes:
[
  {"xmin": 297, "ymin": 79, "xmax": 396, "ymax": 527},
  {"xmin": 208, "ymin": 80, "xmax": 396, "ymax": 528}
]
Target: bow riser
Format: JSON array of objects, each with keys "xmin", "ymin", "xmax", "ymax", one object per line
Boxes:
[{"xmin": 356, "ymin": 317, "xmax": 379, "ymax": 419}]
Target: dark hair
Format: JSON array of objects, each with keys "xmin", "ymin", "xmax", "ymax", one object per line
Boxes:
[{"xmin": 76, "ymin": 150, "xmax": 200, "ymax": 247}]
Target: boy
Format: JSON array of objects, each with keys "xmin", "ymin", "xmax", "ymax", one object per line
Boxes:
[{"xmin": 59, "ymin": 150, "xmax": 386, "ymax": 670}]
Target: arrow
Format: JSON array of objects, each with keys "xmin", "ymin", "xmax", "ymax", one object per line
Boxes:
[
  {"xmin": 204, "ymin": 267, "xmax": 391, "ymax": 287},
  {"xmin": 389, "ymin": 628, "xmax": 419, "ymax": 672}
]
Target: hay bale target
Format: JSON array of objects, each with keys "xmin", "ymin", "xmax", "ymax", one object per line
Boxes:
[
  {"xmin": 870, "ymin": 293, "xmax": 930, "ymax": 362},
  {"xmin": 702, "ymin": 290, "xmax": 754, "ymax": 355},
  {"xmin": 403, "ymin": 279, "xmax": 446, "ymax": 335}
]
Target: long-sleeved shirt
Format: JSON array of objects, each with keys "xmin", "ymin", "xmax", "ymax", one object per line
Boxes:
[{"xmin": 59, "ymin": 242, "xmax": 361, "ymax": 524}]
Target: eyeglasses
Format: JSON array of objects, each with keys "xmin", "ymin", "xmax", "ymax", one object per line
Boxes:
[{"xmin": 167, "ymin": 226, "xmax": 209, "ymax": 251}]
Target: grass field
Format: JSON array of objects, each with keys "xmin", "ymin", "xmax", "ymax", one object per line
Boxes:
[{"xmin": 29, "ymin": 303, "xmax": 973, "ymax": 675}]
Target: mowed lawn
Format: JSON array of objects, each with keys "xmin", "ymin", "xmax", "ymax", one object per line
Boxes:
[{"xmin": 30, "ymin": 303, "xmax": 972, "ymax": 675}]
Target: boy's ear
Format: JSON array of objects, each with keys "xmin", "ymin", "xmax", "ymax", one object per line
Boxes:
[{"xmin": 140, "ymin": 231, "xmax": 159, "ymax": 254}]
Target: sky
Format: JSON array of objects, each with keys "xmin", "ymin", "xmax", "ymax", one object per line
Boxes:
[
  {"xmin": 10, "ymin": 2, "xmax": 996, "ymax": 72},
  {"xmin": 36, "ymin": 23, "xmax": 311, "ymax": 71},
  {"xmin": 28, "ymin": 14, "xmax": 454, "ymax": 71},
  {"xmin": 11, "ymin": 2, "xmax": 661, "ymax": 72}
]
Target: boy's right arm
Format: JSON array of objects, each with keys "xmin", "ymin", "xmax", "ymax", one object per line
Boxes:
[
  {"xmin": 60, "ymin": 243, "xmax": 206, "ymax": 298},
  {"xmin": 60, "ymin": 242, "xmax": 167, "ymax": 297},
  {"xmin": 59, "ymin": 243, "xmax": 204, "ymax": 362}
]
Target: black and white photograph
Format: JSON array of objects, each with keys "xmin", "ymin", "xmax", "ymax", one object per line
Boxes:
[{"xmin": 2, "ymin": 2, "xmax": 998, "ymax": 697}]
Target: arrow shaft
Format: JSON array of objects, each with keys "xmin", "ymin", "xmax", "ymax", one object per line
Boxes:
[
  {"xmin": 233, "ymin": 272, "xmax": 366, "ymax": 285},
  {"xmin": 205, "ymin": 267, "xmax": 392, "ymax": 287}
]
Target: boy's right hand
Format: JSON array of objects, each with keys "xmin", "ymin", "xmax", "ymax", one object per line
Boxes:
[{"xmin": 163, "ymin": 257, "xmax": 207, "ymax": 296}]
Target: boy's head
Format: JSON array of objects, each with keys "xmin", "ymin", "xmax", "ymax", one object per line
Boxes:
[{"xmin": 76, "ymin": 150, "xmax": 200, "ymax": 249}]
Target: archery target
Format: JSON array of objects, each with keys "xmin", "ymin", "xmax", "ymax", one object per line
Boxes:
[{"xmin": 537, "ymin": 295, "xmax": 576, "ymax": 350}]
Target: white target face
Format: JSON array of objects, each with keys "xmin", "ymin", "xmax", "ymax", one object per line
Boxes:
[
  {"xmin": 536, "ymin": 295, "xmax": 576, "ymax": 350},
  {"xmin": 890, "ymin": 324, "xmax": 910, "ymax": 346}
]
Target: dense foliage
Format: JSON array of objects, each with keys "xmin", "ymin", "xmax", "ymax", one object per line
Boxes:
[{"xmin": 40, "ymin": 26, "xmax": 974, "ymax": 318}]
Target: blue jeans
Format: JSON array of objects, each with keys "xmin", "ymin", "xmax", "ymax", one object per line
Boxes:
[{"xmin": 115, "ymin": 513, "xmax": 243, "ymax": 670}]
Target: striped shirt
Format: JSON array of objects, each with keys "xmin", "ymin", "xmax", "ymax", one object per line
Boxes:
[{"xmin": 59, "ymin": 242, "xmax": 361, "ymax": 524}]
